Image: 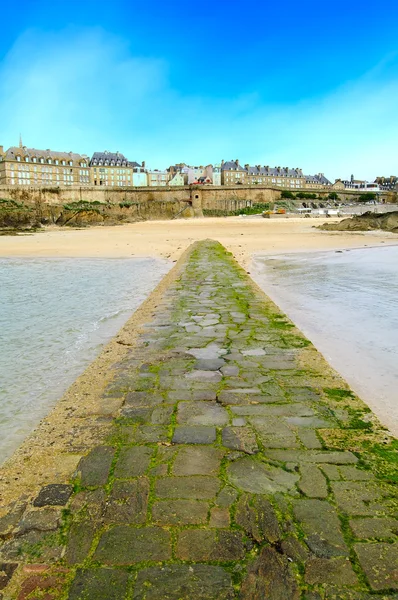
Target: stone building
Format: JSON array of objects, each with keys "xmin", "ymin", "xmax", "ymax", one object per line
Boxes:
[
  {"xmin": 90, "ymin": 151, "xmax": 132, "ymax": 186},
  {"xmin": 304, "ymin": 173, "xmax": 332, "ymax": 189},
  {"xmin": 0, "ymin": 141, "xmax": 90, "ymax": 186},
  {"xmin": 130, "ymin": 161, "xmax": 147, "ymax": 187},
  {"xmin": 245, "ymin": 165, "xmax": 305, "ymax": 189},
  {"xmin": 221, "ymin": 160, "xmax": 247, "ymax": 185},
  {"xmin": 147, "ymin": 169, "xmax": 169, "ymax": 186}
]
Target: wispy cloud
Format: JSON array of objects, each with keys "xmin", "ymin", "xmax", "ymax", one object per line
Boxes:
[{"xmin": 1, "ymin": 26, "xmax": 397, "ymax": 180}]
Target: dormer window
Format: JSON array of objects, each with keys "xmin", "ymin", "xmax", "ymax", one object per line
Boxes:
[
  {"xmin": 17, "ymin": 156, "xmax": 21, "ymax": 162},
  {"xmin": 40, "ymin": 158, "xmax": 44, "ymax": 163},
  {"xmin": 69, "ymin": 161, "xmax": 73, "ymax": 166},
  {"xmin": 48, "ymin": 159, "xmax": 52, "ymax": 164},
  {"xmin": 25, "ymin": 157, "xmax": 29, "ymax": 162},
  {"xmin": 55, "ymin": 160, "xmax": 58, "ymax": 165},
  {"xmin": 62, "ymin": 160, "xmax": 66, "ymax": 165},
  {"xmin": 33, "ymin": 158, "xmax": 37, "ymax": 163}
]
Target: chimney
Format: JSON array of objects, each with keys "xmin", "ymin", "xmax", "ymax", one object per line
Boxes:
[
  {"xmin": 0, "ymin": 145, "xmax": 3, "ymax": 155},
  {"xmin": 245, "ymin": 164, "xmax": 249, "ymax": 170},
  {"xmin": 236, "ymin": 159, "xmax": 239, "ymax": 165},
  {"xmin": 221, "ymin": 159, "xmax": 224, "ymax": 166},
  {"xmin": 142, "ymin": 160, "xmax": 146, "ymax": 168}
]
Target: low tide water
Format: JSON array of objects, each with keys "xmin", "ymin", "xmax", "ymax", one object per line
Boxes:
[
  {"xmin": 0, "ymin": 257, "xmax": 171, "ymax": 465},
  {"xmin": 252, "ymin": 245, "xmax": 398, "ymax": 435}
]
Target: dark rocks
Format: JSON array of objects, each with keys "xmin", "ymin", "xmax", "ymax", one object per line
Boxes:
[
  {"xmin": 65, "ymin": 521, "xmax": 96, "ymax": 565},
  {"xmin": 69, "ymin": 568, "xmax": 129, "ymax": 600},
  {"xmin": 235, "ymin": 494, "xmax": 281, "ymax": 543},
  {"xmin": 172, "ymin": 426, "xmax": 216, "ymax": 444},
  {"xmin": 240, "ymin": 546, "xmax": 300, "ymax": 599},
  {"xmin": 133, "ymin": 564, "xmax": 235, "ymax": 600},
  {"xmin": 227, "ymin": 456, "xmax": 299, "ymax": 494},
  {"xmin": 305, "ymin": 557, "xmax": 358, "ymax": 586},
  {"xmin": 77, "ymin": 446, "xmax": 115, "ymax": 487},
  {"xmin": 113, "ymin": 446, "xmax": 154, "ymax": 478},
  {"xmin": 173, "ymin": 446, "xmax": 224, "ymax": 476},
  {"xmin": 176, "ymin": 529, "xmax": 246, "ymax": 561},
  {"xmin": 0, "ymin": 563, "xmax": 18, "ymax": 591},
  {"xmin": 354, "ymin": 543, "xmax": 398, "ymax": 590},
  {"xmin": 104, "ymin": 478, "xmax": 149, "ymax": 524},
  {"xmin": 155, "ymin": 476, "xmax": 220, "ymax": 499},
  {"xmin": 94, "ymin": 526, "xmax": 171, "ymax": 564},
  {"xmin": 33, "ymin": 484, "xmax": 73, "ymax": 507},
  {"xmin": 222, "ymin": 427, "xmax": 259, "ymax": 454},
  {"xmin": 152, "ymin": 500, "xmax": 209, "ymax": 525},
  {"xmin": 293, "ymin": 500, "xmax": 348, "ymax": 557}
]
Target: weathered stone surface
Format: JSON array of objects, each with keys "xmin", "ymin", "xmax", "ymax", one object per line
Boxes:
[
  {"xmin": 350, "ymin": 517, "xmax": 398, "ymax": 539},
  {"xmin": 331, "ymin": 481, "xmax": 386, "ymax": 515},
  {"xmin": 16, "ymin": 508, "xmax": 61, "ymax": 535},
  {"xmin": 222, "ymin": 427, "xmax": 258, "ymax": 454},
  {"xmin": 194, "ymin": 358, "xmax": 225, "ymax": 371},
  {"xmin": 250, "ymin": 417, "xmax": 299, "ymax": 448},
  {"xmin": 281, "ymin": 537, "xmax": 309, "ymax": 563},
  {"xmin": 113, "ymin": 446, "xmax": 154, "ymax": 478},
  {"xmin": 124, "ymin": 392, "xmax": 163, "ymax": 407},
  {"xmin": 133, "ymin": 565, "xmax": 235, "ymax": 600},
  {"xmin": 338, "ymin": 466, "xmax": 374, "ymax": 481},
  {"xmin": 105, "ymin": 478, "xmax": 149, "ymax": 524},
  {"xmin": 77, "ymin": 446, "xmax": 115, "ymax": 487},
  {"xmin": 176, "ymin": 529, "xmax": 245, "ymax": 561},
  {"xmin": 94, "ymin": 526, "xmax": 171, "ymax": 564},
  {"xmin": 216, "ymin": 486, "xmax": 238, "ymax": 507},
  {"xmin": 221, "ymin": 365, "xmax": 239, "ymax": 376},
  {"xmin": 152, "ymin": 500, "xmax": 209, "ymax": 525},
  {"xmin": 0, "ymin": 502, "xmax": 26, "ymax": 537},
  {"xmin": 354, "ymin": 543, "xmax": 398, "ymax": 590},
  {"xmin": 155, "ymin": 476, "xmax": 220, "ymax": 499},
  {"xmin": 209, "ymin": 507, "xmax": 230, "ymax": 528},
  {"xmin": 173, "ymin": 446, "xmax": 224, "ymax": 476},
  {"xmin": 69, "ymin": 568, "xmax": 129, "ymax": 600},
  {"xmin": 65, "ymin": 521, "xmax": 96, "ymax": 565},
  {"xmin": 69, "ymin": 488, "xmax": 105, "ymax": 522},
  {"xmin": 227, "ymin": 456, "xmax": 299, "ymax": 494},
  {"xmin": 132, "ymin": 425, "xmax": 169, "ymax": 443},
  {"xmin": 172, "ymin": 426, "xmax": 216, "ymax": 444},
  {"xmin": 240, "ymin": 546, "xmax": 300, "ymax": 600},
  {"xmin": 298, "ymin": 465, "xmax": 328, "ymax": 498},
  {"xmin": 293, "ymin": 500, "xmax": 348, "ymax": 557},
  {"xmin": 0, "ymin": 530, "xmax": 63, "ymax": 562},
  {"xmin": 33, "ymin": 484, "xmax": 73, "ymax": 507},
  {"xmin": 186, "ymin": 370, "xmax": 222, "ymax": 382},
  {"xmin": 265, "ymin": 450, "xmax": 358, "ymax": 464},
  {"xmin": 235, "ymin": 494, "xmax": 281, "ymax": 543},
  {"xmin": 177, "ymin": 401, "xmax": 229, "ymax": 426},
  {"xmin": 0, "ymin": 563, "xmax": 18, "ymax": 591},
  {"xmin": 305, "ymin": 557, "xmax": 358, "ymax": 586},
  {"xmin": 297, "ymin": 429, "xmax": 322, "ymax": 449}
]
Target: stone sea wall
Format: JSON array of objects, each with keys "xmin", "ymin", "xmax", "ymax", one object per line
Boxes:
[{"xmin": 0, "ymin": 241, "xmax": 396, "ymax": 598}]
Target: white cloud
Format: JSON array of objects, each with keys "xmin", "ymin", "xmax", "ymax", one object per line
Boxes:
[{"xmin": 1, "ymin": 26, "xmax": 397, "ymax": 180}]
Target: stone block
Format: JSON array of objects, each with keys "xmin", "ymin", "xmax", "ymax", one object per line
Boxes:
[
  {"xmin": 331, "ymin": 481, "xmax": 383, "ymax": 515},
  {"xmin": 94, "ymin": 526, "xmax": 171, "ymax": 564},
  {"xmin": 209, "ymin": 507, "xmax": 230, "ymax": 528},
  {"xmin": 305, "ymin": 557, "xmax": 358, "ymax": 586},
  {"xmin": 265, "ymin": 450, "xmax": 358, "ymax": 464},
  {"xmin": 65, "ymin": 522, "xmax": 96, "ymax": 565},
  {"xmin": 240, "ymin": 546, "xmax": 300, "ymax": 600},
  {"xmin": 114, "ymin": 446, "xmax": 154, "ymax": 478},
  {"xmin": 155, "ymin": 476, "xmax": 220, "ymax": 499},
  {"xmin": 222, "ymin": 427, "xmax": 258, "ymax": 454},
  {"xmin": 152, "ymin": 500, "xmax": 208, "ymax": 525},
  {"xmin": 298, "ymin": 465, "xmax": 328, "ymax": 498},
  {"xmin": 176, "ymin": 529, "xmax": 245, "ymax": 561},
  {"xmin": 68, "ymin": 568, "xmax": 129, "ymax": 600},
  {"xmin": 350, "ymin": 517, "xmax": 398, "ymax": 539},
  {"xmin": 293, "ymin": 499, "xmax": 348, "ymax": 557},
  {"xmin": 173, "ymin": 446, "xmax": 224, "ymax": 476},
  {"xmin": 177, "ymin": 401, "xmax": 229, "ymax": 426},
  {"xmin": 77, "ymin": 447, "xmax": 115, "ymax": 487},
  {"xmin": 133, "ymin": 564, "xmax": 234, "ymax": 600},
  {"xmin": 235, "ymin": 494, "xmax": 281, "ymax": 543},
  {"xmin": 104, "ymin": 478, "xmax": 149, "ymax": 524},
  {"xmin": 172, "ymin": 426, "xmax": 216, "ymax": 444},
  {"xmin": 227, "ymin": 456, "xmax": 299, "ymax": 494},
  {"xmin": 354, "ymin": 543, "xmax": 398, "ymax": 590},
  {"xmin": 33, "ymin": 484, "xmax": 73, "ymax": 507}
]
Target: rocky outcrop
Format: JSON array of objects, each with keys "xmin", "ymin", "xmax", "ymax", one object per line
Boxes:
[{"xmin": 319, "ymin": 210, "xmax": 398, "ymax": 233}]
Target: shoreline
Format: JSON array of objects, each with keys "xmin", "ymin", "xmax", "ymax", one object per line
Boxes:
[{"xmin": 0, "ymin": 217, "xmax": 397, "ymax": 270}]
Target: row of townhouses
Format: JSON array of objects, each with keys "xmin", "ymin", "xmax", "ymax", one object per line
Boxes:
[{"xmin": 0, "ymin": 141, "xmax": 394, "ymax": 191}]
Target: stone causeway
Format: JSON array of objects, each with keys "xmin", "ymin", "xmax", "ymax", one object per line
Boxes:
[{"xmin": 0, "ymin": 240, "xmax": 397, "ymax": 598}]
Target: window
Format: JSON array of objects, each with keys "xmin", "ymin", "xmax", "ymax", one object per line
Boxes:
[
  {"xmin": 17, "ymin": 156, "xmax": 21, "ymax": 161},
  {"xmin": 25, "ymin": 157, "xmax": 29, "ymax": 162}
]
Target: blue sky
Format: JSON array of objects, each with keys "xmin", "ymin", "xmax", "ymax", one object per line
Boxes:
[{"xmin": 1, "ymin": 0, "xmax": 398, "ymax": 180}]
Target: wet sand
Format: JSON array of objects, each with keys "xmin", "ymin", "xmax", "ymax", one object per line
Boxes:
[{"xmin": 0, "ymin": 217, "xmax": 396, "ymax": 268}]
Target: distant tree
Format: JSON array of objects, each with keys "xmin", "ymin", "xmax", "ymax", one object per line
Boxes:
[
  {"xmin": 356, "ymin": 192, "xmax": 377, "ymax": 202},
  {"xmin": 281, "ymin": 190, "xmax": 295, "ymax": 198},
  {"xmin": 328, "ymin": 192, "xmax": 340, "ymax": 200}
]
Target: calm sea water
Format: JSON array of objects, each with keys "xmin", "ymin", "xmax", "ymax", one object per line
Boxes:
[
  {"xmin": 252, "ymin": 246, "xmax": 398, "ymax": 435},
  {"xmin": 0, "ymin": 258, "xmax": 171, "ymax": 464}
]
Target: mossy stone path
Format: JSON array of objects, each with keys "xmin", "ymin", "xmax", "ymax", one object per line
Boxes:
[{"xmin": 0, "ymin": 240, "xmax": 397, "ymax": 599}]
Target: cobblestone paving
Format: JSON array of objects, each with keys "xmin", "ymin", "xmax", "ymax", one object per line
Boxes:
[{"xmin": 1, "ymin": 241, "xmax": 397, "ymax": 599}]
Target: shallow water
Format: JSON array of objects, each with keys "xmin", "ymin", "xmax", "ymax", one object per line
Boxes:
[
  {"xmin": 0, "ymin": 257, "xmax": 171, "ymax": 464},
  {"xmin": 252, "ymin": 246, "xmax": 398, "ymax": 435}
]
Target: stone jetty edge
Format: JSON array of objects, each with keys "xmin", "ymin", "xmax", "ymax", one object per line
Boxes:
[{"xmin": 0, "ymin": 239, "xmax": 396, "ymax": 599}]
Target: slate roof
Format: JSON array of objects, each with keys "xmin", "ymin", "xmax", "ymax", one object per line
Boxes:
[
  {"xmin": 221, "ymin": 160, "xmax": 247, "ymax": 172},
  {"xmin": 5, "ymin": 146, "xmax": 87, "ymax": 163},
  {"xmin": 90, "ymin": 151, "xmax": 129, "ymax": 166},
  {"xmin": 305, "ymin": 173, "xmax": 332, "ymax": 185}
]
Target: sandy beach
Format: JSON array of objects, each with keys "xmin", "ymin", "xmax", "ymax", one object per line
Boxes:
[{"xmin": 1, "ymin": 217, "xmax": 397, "ymax": 267}]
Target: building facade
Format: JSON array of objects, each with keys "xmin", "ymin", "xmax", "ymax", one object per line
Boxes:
[
  {"xmin": 130, "ymin": 161, "xmax": 147, "ymax": 187},
  {"xmin": 0, "ymin": 142, "xmax": 90, "ymax": 186},
  {"xmin": 90, "ymin": 151, "xmax": 132, "ymax": 186},
  {"xmin": 147, "ymin": 169, "xmax": 169, "ymax": 186}
]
